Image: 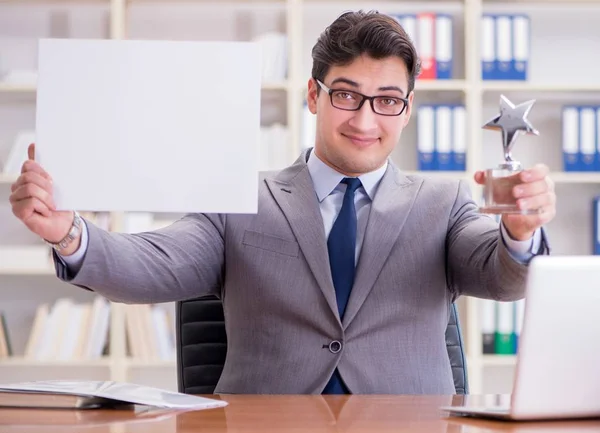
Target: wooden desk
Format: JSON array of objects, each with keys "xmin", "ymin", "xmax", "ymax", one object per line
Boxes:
[{"xmin": 1, "ymin": 395, "xmax": 600, "ymax": 433}]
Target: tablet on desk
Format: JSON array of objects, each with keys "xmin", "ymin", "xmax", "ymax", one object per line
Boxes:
[
  {"xmin": 0, "ymin": 389, "xmax": 125, "ymax": 409},
  {"xmin": 442, "ymin": 256, "xmax": 600, "ymax": 421},
  {"xmin": 0, "ymin": 380, "xmax": 227, "ymax": 411}
]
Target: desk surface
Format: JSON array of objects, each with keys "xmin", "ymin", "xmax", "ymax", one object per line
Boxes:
[{"xmin": 1, "ymin": 395, "xmax": 600, "ymax": 433}]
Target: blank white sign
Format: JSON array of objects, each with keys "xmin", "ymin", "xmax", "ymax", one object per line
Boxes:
[{"xmin": 35, "ymin": 38, "xmax": 261, "ymax": 213}]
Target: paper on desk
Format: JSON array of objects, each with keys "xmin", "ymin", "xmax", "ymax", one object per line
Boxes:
[
  {"xmin": 0, "ymin": 380, "xmax": 228, "ymax": 410},
  {"xmin": 35, "ymin": 38, "xmax": 261, "ymax": 213}
]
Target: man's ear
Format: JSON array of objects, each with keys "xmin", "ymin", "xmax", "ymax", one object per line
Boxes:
[
  {"xmin": 307, "ymin": 78, "xmax": 318, "ymax": 114},
  {"xmin": 402, "ymin": 90, "xmax": 415, "ymax": 127}
]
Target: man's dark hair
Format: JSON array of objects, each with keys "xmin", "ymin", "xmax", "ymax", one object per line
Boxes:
[{"xmin": 311, "ymin": 10, "xmax": 421, "ymax": 95}]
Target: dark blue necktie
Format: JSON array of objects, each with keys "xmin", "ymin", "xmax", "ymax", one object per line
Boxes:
[{"xmin": 322, "ymin": 177, "xmax": 362, "ymax": 394}]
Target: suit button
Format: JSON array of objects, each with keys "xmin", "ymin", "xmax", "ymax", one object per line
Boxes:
[{"xmin": 328, "ymin": 340, "xmax": 342, "ymax": 354}]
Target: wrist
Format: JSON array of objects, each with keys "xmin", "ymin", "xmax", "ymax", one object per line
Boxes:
[
  {"xmin": 57, "ymin": 232, "xmax": 83, "ymax": 256},
  {"xmin": 46, "ymin": 211, "xmax": 83, "ymax": 255},
  {"xmin": 501, "ymin": 218, "xmax": 534, "ymax": 241}
]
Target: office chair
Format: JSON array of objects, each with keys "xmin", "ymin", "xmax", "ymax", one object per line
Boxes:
[{"xmin": 176, "ymin": 296, "xmax": 469, "ymax": 395}]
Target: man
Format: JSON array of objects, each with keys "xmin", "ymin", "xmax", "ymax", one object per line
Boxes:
[{"xmin": 10, "ymin": 11, "xmax": 554, "ymax": 394}]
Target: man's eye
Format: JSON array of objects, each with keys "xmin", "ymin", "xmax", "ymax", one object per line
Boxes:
[
  {"xmin": 379, "ymin": 98, "xmax": 398, "ymax": 106},
  {"xmin": 334, "ymin": 92, "xmax": 355, "ymax": 100}
]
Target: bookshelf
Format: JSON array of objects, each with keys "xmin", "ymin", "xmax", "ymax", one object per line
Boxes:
[{"xmin": 1, "ymin": 0, "xmax": 599, "ymax": 395}]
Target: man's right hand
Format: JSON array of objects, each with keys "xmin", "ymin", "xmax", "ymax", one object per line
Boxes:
[{"xmin": 9, "ymin": 143, "xmax": 81, "ymax": 255}]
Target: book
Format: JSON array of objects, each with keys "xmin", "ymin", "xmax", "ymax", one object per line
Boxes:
[{"xmin": 0, "ymin": 380, "xmax": 228, "ymax": 410}]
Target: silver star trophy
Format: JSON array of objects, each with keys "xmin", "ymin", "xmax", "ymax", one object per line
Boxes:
[{"xmin": 479, "ymin": 94, "xmax": 540, "ymax": 214}]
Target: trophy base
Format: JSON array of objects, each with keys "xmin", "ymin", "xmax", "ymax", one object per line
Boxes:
[
  {"xmin": 479, "ymin": 205, "xmax": 541, "ymax": 215},
  {"xmin": 479, "ymin": 164, "xmax": 541, "ymax": 215}
]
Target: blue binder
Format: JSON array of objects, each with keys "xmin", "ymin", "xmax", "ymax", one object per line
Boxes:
[
  {"xmin": 562, "ymin": 106, "xmax": 579, "ymax": 172},
  {"xmin": 435, "ymin": 105, "xmax": 453, "ymax": 171},
  {"xmin": 579, "ymin": 106, "xmax": 596, "ymax": 171},
  {"xmin": 435, "ymin": 14, "xmax": 453, "ymax": 79},
  {"xmin": 511, "ymin": 14, "xmax": 530, "ymax": 81},
  {"xmin": 481, "ymin": 14, "xmax": 497, "ymax": 80},
  {"xmin": 418, "ymin": 105, "xmax": 436, "ymax": 171},
  {"xmin": 594, "ymin": 196, "xmax": 600, "ymax": 255}
]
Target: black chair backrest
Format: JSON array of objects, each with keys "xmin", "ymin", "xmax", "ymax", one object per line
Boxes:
[{"xmin": 176, "ymin": 296, "xmax": 468, "ymax": 394}]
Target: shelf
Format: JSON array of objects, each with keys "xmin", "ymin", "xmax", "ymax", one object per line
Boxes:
[
  {"xmin": 124, "ymin": 359, "xmax": 175, "ymax": 368},
  {"xmin": 0, "ymin": 357, "xmax": 111, "ymax": 367},
  {"xmin": 0, "ymin": 82, "xmax": 287, "ymax": 93},
  {"xmin": 126, "ymin": 0, "xmax": 284, "ymax": 3},
  {"xmin": 482, "ymin": 82, "xmax": 600, "ymax": 92},
  {"xmin": 0, "ymin": 83, "xmax": 36, "ymax": 93},
  {"xmin": 415, "ymin": 79, "xmax": 467, "ymax": 91},
  {"xmin": 261, "ymin": 81, "xmax": 289, "ymax": 91},
  {"xmin": 0, "ymin": 173, "xmax": 18, "ymax": 184},
  {"xmin": 0, "ymin": 267, "xmax": 54, "ymax": 276},
  {"xmin": 482, "ymin": 355, "xmax": 517, "ymax": 366},
  {"xmin": 551, "ymin": 172, "xmax": 600, "ymax": 184}
]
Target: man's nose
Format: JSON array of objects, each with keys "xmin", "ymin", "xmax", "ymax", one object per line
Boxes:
[{"xmin": 350, "ymin": 100, "xmax": 378, "ymax": 130}]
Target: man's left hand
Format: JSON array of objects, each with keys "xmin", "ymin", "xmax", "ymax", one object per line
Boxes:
[{"xmin": 474, "ymin": 164, "xmax": 556, "ymax": 241}]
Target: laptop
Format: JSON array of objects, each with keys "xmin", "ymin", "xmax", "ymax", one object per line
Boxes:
[{"xmin": 441, "ymin": 255, "xmax": 600, "ymax": 421}]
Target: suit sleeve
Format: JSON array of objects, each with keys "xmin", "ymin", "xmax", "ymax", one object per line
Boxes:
[
  {"xmin": 53, "ymin": 213, "xmax": 225, "ymax": 304},
  {"xmin": 445, "ymin": 180, "xmax": 550, "ymax": 302}
]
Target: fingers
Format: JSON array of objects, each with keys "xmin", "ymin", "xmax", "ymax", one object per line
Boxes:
[
  {"xmin": 520, "ymin": 163, "xmax": 549, "ymax": 182},
  {"xmin": 10, "ymin": 182, "xmax": 56, "ymax": 211},
  {"xmin": 11, "ymin": 171, "xmax": 53, "ymax": 194},
  {"xmin": 516, "ymin": 189, "xmax": 555, "ymax": 213},
  {"xmin": 20, "ymin": 159, "xmax": 52, "ymax": 181},
  {"xmin": 12, "ymin": 196, "xmax": 52, "ymax": 219},
  {"xmin": 28, "ymin": 143, "xmax": 35, "ymax": 160},
  {"xmin": 473, "ymin": 171, "xmax": 485, "ymax": 185},
  {"xmin": 513, "ymin": 178, "xmax": 550, "ymax": 199}
]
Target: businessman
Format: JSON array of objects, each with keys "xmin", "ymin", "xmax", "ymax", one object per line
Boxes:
[{"xmin": 10, "ymin": 10, "xmax": 554, "ymax": 394}]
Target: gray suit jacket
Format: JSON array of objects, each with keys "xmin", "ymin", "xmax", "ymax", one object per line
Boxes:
[{"xmin": 54, "ymin": 149, "xmax": 548, "ymax": 394}]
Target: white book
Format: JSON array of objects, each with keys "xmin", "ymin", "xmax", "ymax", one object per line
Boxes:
[
  {"xmin": 481, "ymin": 299, "xmax": 496, "ymax": 336},
  {"xmin": 85, "ymin": 297, "xmax": 110, "ymax": 359},
  {"xmin": 36, "ymin": 298, "xmax": 72, "ymax": 360},
  {"xmin": 56, "ymin": 304, "xmax": 84, "ymax": 361},
  {"xmin": 151, "ymin": 306, "xmax": 174, "ymax": 361},
  {"xmin": 515, "ymin": 299, "xmax": 526, "ymax": 339},
  {"xmin": 496, "ymin": 301, "xmax": 514, "ymax": 337}
]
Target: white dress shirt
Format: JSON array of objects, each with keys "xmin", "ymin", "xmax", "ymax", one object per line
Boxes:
[
  {"xmin": 60, "ymin": 151, "xmax": 541, "ymax": 271},
  {"xmin": 304, "ymin": 151, "xmax": 541, "ymax": 265}
]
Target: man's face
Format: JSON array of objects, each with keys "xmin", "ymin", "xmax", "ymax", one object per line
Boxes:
[{"xmin": 307, "ymin": 54, "xmax": 414, "ymax": 176}]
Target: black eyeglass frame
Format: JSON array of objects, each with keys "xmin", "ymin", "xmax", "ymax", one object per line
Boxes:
[{"xmin": 314, "ymin": 78, "xmax": 410, "ymax": 117}]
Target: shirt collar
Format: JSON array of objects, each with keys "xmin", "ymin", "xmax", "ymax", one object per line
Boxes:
[{"xmin": 306, "ymin": 148, "xmax": 388, "ymax": 202}]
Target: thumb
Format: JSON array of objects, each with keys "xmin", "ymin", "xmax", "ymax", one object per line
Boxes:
[
  {"xmin": 473, "ymin": 170, "xmax": 486, "ymax": 185},
  {"xmin": 28, "ymin": 143, "xmax": 35, "ymax": 160}
]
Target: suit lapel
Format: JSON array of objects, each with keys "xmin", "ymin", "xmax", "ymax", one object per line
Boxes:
[
  {"xmin": 265, "ymin": 152, "xmax": 340, "ymax": 326},
  {"xmin": 342, "ymin": 164, "xmax": 423, "ymax": 329}
]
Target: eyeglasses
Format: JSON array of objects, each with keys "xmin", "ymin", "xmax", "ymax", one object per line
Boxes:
[{"xmin": 315, "ymin": 79, "xmax": 409, "ymax": 116}]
